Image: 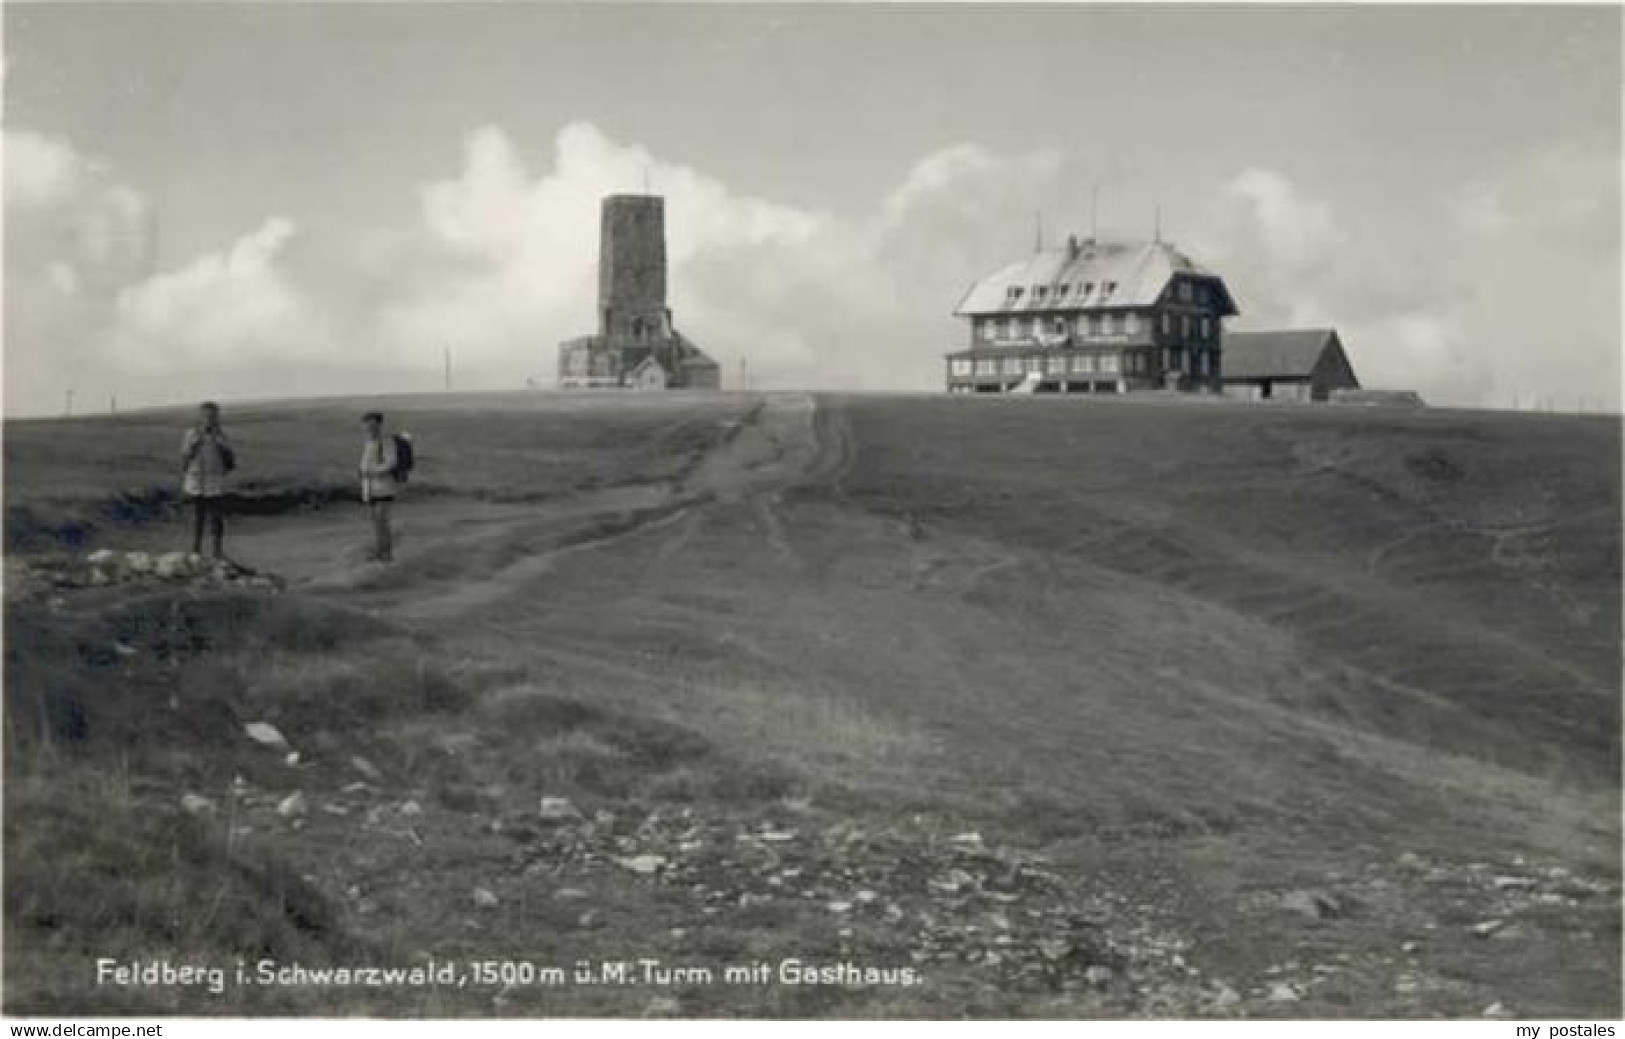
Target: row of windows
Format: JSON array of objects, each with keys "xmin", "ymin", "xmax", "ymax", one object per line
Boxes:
[
  {"xmin": 980, "ymin": 312, "xmax": 1215, "ymax": 342},
  {"xmin": 951, "ymin": 355, "xmax": 1123, "ymax": 377},
  {"xmin": 1007, "ymin": 280, "xmax": 1120, "ymax": 304},
  {"xmin": 1003, "ymin": 278, "xmax": 1216, "ymax": 308},
  {"xmin": 950, "ymin": 347, "xmax": 1220, "ymax": 379}
]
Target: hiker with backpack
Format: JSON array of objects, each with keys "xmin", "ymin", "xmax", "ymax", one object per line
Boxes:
[
  {"xmin": 358, "ymin": 410, "xmax": 413, "ymax": 563},
  {"xmin": 180, "ymin": 400, "xmax": 235, "ymax": 558}
]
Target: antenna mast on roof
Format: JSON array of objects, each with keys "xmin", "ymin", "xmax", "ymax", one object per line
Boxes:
[
  {"xmin": 1090, "ymin": 186, "xmax": 1099, "ymax": 242},
  {"xmin": 1034, "ymin": 211, "xmax": 1044, "ymax": 253},
  {"xmin": 1154, "ymin": 203, "xmax": 1162, "ymax": 244}
]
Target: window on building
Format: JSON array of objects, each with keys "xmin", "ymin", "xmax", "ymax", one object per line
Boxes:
[
  {"xmin": 1083, "ymin": 282, "xmax": 1095, "ymax": 296},
  {"xmin": 975, "ymin": 359, "xmax": 997, "ymax": 376},
  {"xmin": 1177, "ymin": 280, "xmax": 1192, "ymax": 302},
  {"xmin": 1007, "ymin": 286, "xmax": 1024, "ymax": 302},
  {"xmin": 1100, "ymin": 354, "xmax": 1121, "ymax": 374},
  {"xmin": 1125, "ymin": 312, "xmax": 1140, "ymax": 335},
  {"xmin": 1102, "ymin": 281, "xmax": 1118, "ymax": 298},
  {"xmin": 1181, "ymin": 315, "xmax": 1192, "ymax": 339},
  {"xmin": 1107, "ymin": 313, "xmax": 1121, "ymax": 335},
  {"xmin": 1197, "ymin": 284, "xmax": 1210, "ymax": 306},
  {"xmin": 1074, "ymin": 354, "xmax": 1095, "ymax": 374},
  {"xmin": 951, "ymin": 359, "xmax": 973, "ymax": 376},
  {"xmin": 1002, "ymin": 358, "xmax": 1023, "ymax": 375},
  {"xmin": 1087, "ymin": 314, "xmax": 1101, "ymax": 337},
  {"xmin": 980, "ymin": 319, "xmax": 997, "ymax": 342},
  {"xmin": 1052, "ymin": 317, "xmax": 1067, "ymax": 336},
  {"xmin": 1161, "ymin": 313, "xmax": 1172, "ymax": 335},
  {"xmin": 1034, "ymin": 286, "xmax": 1048, "ymax": 301},
  {"xmin": 1026, "ymin": 356, "xmax": 1045, "ymax": 373},
  {"xmin": 1200, "ymin": 316, "xmax": 1212, "ymax": 340},
  {"xmin": 1056, "ymin": 284, "xmax": 1070, "ymax": 298},
  {"xmin": 1046, "ymin": 356, "xmax": 1067, "ymax": 375}
]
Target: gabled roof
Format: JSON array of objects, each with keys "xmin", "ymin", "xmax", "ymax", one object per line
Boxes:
[
  {"xmin": 955, "ymin": 239, "xmax": 1237, "ymax": 317},
  {"xmin": 1221, "ymin": 328, "xmax": 1341, "ymax": 380}
]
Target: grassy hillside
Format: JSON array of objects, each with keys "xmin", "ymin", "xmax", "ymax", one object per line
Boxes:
[{"xmin": 4, "ymin": 392, "xmax": 1618, "ymax": 1018}]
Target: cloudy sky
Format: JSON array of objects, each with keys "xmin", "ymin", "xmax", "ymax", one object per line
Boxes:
[{"xmin": 4, "ymin": 3, "xmax": 1620, "ymax": 415}]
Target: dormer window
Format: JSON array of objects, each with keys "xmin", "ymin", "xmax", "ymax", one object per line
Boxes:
[
  {"xmin": 1101, "ymin": 281, "xmax": 1118, "ymax": 298},
  {"xmin": 1007, "ymin": 286, "xmax": 1024, "ymax": 302},
  {"xmin": 1034, "ymin": 286, "xmax": 1048, "ymax": 301},
  {"xmin": 1083, "ymin": 282, "xmax": 1095, "ymax": 295},
  {"xmin": 1177, "ymin": 280, "xmax": 1193, "ymax": 302}
]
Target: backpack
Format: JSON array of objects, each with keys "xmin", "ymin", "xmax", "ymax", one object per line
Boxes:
[{"xmin": 390, "ymin": 432, "xmax": 415, "ymax": 482}]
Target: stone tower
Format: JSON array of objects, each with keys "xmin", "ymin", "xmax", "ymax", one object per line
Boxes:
[
  {"xmin": 598, "ymin": 195, "xmax": 671, "ymax": 344},
  {"xmin": 556, "ymin": 193, "xmax": 720, "ymax": 390}
]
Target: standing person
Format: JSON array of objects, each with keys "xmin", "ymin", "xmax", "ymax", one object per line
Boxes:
[
  {"xmin": 358, "ymin": 411, "xmax": 399, "ymax": 562},
  {"xmin": 180, "ymin": 400, "xmax": 235, "ymax": 558}
]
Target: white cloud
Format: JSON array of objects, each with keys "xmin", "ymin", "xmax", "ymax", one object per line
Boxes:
[
  {"xmin": 1191, "ymin": 152, "xmax": 1619, "ymax": 410},
  {"xmin": 3, "ymin": 129, "xmax": 158, "ymax": 412},
  {"xmin": 369, "ymin": 121, "xmax": 1061, "ymax": 390},
  {"xmin": 108, "ymin": 217, "xmax": 333, "ymax": 373},
  {"xmin": 7, "ymin": 121, "xmax": 1614, "ymax": 414},
  {"xmin": 5, "ymin": 130, "xmax": 86, "ymax": 209}
]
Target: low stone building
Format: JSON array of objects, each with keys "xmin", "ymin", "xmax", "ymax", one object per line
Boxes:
[
  {"xmin": 1220, "ymin": 328, "xmax": 1359, "ymax": 402},
  {"xmin": 558, "ymin": 194, "xmax": 720, "ymax": 390},
  {"xmin": 946, "ymin": 237, "xmax": 1239, "ymax": 395}
]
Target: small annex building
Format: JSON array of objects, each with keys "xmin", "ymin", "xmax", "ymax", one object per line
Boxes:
[{"xmin": 1220, "ymin": 328, "xmax": 1360, "ymax": 402}]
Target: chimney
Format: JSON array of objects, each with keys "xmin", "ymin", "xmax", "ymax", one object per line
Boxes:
[{"xmin": 1067, "ymin": 234, "xmax": 1081, "ymax": 260}]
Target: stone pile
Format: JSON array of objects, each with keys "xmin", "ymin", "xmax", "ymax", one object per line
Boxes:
[{"xmin": 24, "ymin": 549, "xmax": 283, "ymax": 592}]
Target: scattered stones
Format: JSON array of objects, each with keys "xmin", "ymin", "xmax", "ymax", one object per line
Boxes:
[
  {"xmin": 1470, "ymin": 919, "xmax": 1506, "ymax": 938},
  {"xmin": 1278, "ymin": 889, "xmax": 1342, "ymax": 921},
  {"xmin": 1084, "ymin": 965, "xmax": 1114, "ymax": 986},
  {"xmin": 350, "ymin": 756, "xmax": 383, "ymax": 782},
  {"xmin": 180, "ymin": 793, "xmax": 216, "ymax": 815},
  {"xmin": 1483, "ymin": 1002, "xmax": 1510, "ymax": 1019},
  {"xmin": 398, "ymin": 800, "xmax": 423, "ymax": 817},
  {"xmin": 616, "ymin": 854, "xmax": 667, "ymax": 876},
  {"xmin": 1037, "ymin": 939, "xmax": 1072, "ymax": 961},
  {"xmin": 1265, "ymin": 981, "xmax": 1300, "ymax": 1003},
  {"xmin": 472, "ymin": 887, "xmax": 500, "ymax": 909},
  {"xmin": 539, "ymin": 796, "xmax": 583, "ymax": 823},
  {"xmin": 1208, "ymin": 982, "xmax": 1242, "ymax": 1009},
  {"xmin": 1492, "ymin": 876, "xmax": 1537, "ymax": 891},
  {"xmin": 244, "ymin": 722, "xmax": 291, "ymax": 751},
  {"xmin": 276, "ymin": 792, "xmax": 308, "ymax": 818},
  {"xmin": 35, "ymin": 550, "xmax": 284, "ymax": 592},
  {"xmin": 827, "ymin": 900, "xmax": 853, "ymax": 914}
]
